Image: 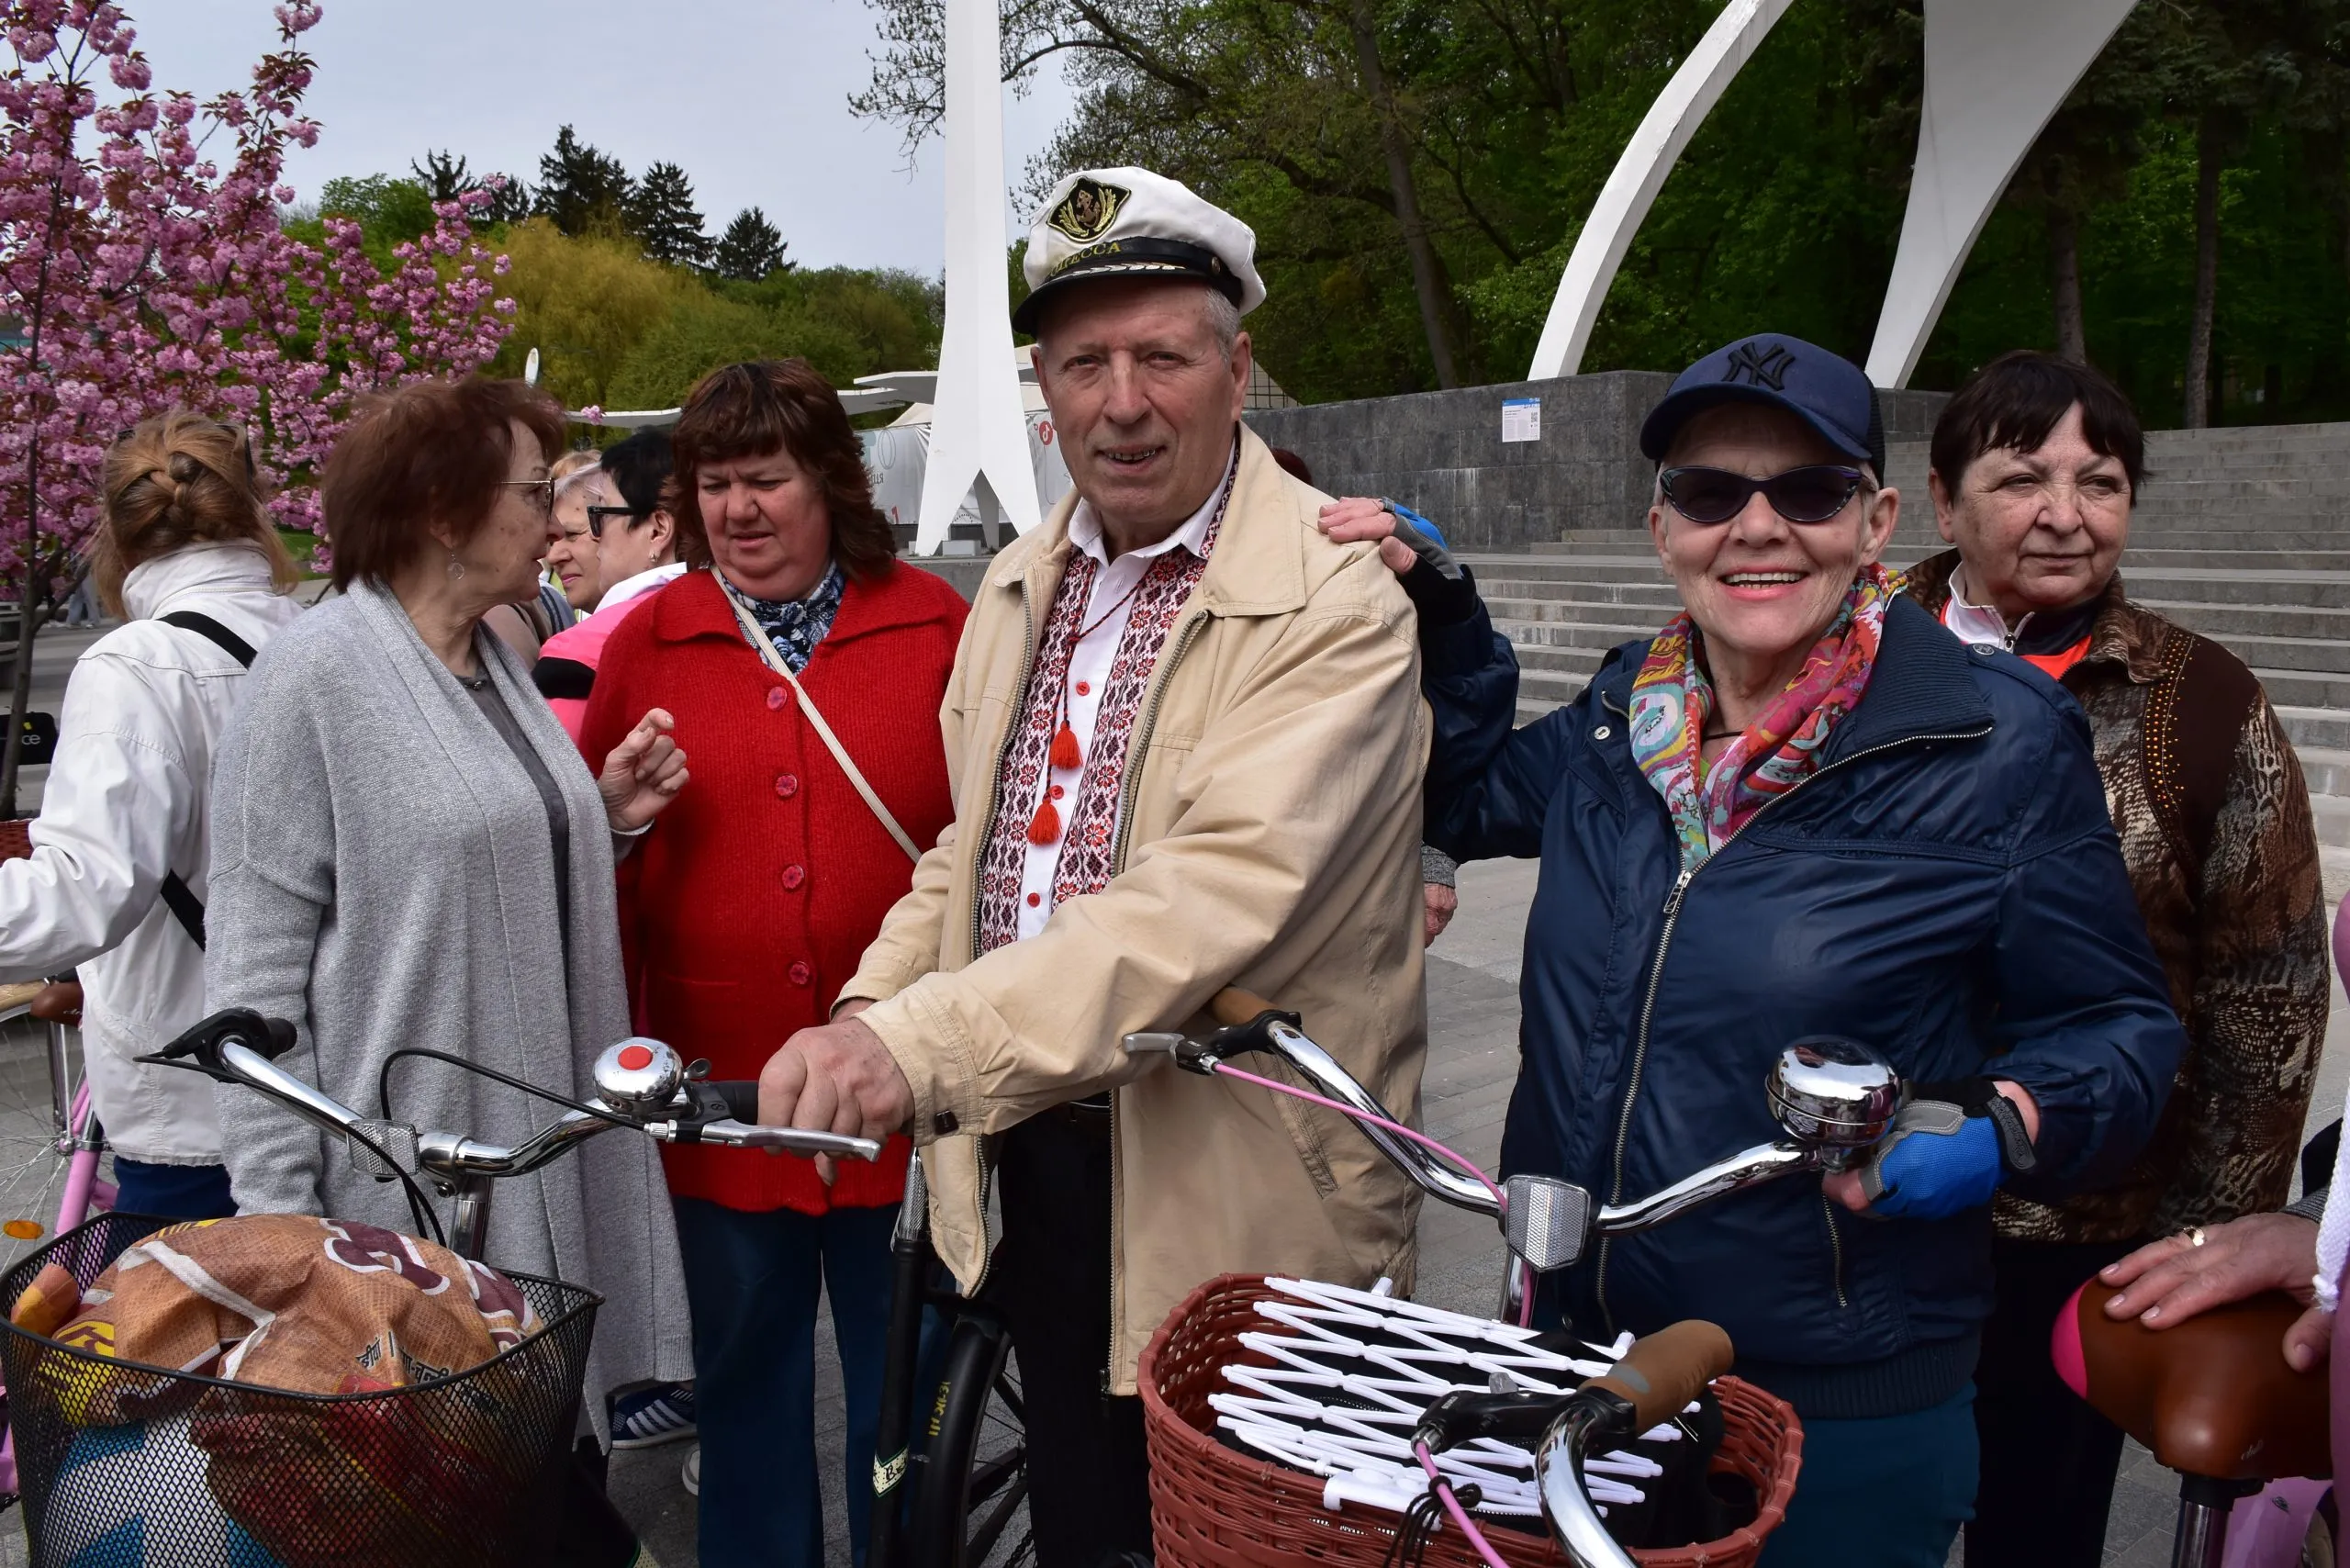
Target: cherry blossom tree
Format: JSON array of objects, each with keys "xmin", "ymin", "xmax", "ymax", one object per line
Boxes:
[{"xmin": 0, "ymin": 1, "xmax": 518, "ymax": 812}]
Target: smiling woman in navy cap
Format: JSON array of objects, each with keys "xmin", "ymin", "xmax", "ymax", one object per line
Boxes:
[{"xmin": 1328, "ymin": 333, "xmax": 2187, "ymax": 1565}]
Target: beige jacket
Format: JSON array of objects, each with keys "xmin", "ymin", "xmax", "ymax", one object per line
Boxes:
[{"xmin": 844, "ymin": 426, "xmax": 1430, "ymax": 1392}]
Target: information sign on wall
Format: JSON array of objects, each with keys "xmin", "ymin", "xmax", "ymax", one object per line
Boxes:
[{"xmin": 1501, "ymin": 398, "xmax": 1541, "ymax": 443}]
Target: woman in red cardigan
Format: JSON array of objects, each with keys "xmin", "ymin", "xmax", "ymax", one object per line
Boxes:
[{"xmin": 580, "ymin": 359, "xmax": 965, "ymax": 1567}]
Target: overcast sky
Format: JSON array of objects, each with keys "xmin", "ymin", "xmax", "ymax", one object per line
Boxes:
[{"xmin": 140, "ymin": 0, "xmax": 1076, "ymax": 274}]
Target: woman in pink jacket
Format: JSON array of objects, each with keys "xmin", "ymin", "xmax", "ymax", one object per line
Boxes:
[{"xmin": 533, "ymin": 428, "xmax": 685, "ymax": 741}]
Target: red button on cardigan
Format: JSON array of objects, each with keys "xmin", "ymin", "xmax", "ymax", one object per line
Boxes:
[
  {"xmin": 774, "ymin": 773, "xmax": 799, "ymax": 799},
  {"xmin": 788, "ymin": 960, "xmax": 812, "ymax": 987},
  {"xmin": 767, "ymin": 687, "xmax": 787, "ymax": 711},
  {"xmin": 577, "ymin": 564, "xmax": 968, "ymax": 1216},
  {"xmin": 781, "ymin": 865, "xmax": 805, "ymax": 890}
]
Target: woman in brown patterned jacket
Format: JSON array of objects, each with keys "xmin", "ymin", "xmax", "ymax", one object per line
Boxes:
[{"xmin": 1901, "ymin": 351, "xmax": 2331, "ymax": 1568}]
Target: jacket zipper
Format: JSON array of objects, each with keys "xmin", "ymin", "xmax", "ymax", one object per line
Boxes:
[
  {"xmin": 956, "ymin": 577, "xmax": 1040, "ymax": 1298},
  {"xmin": 1821, "ymin": 1195, "xmax": 1848, "ymax": 1309},
  {"xmin": 1102, "ymin": 604, "xmax": 1207, "ymax": 1396},
  {"xmin": 1590, "ymin": 709, "xmax": 1992, "ymax": 1335}
]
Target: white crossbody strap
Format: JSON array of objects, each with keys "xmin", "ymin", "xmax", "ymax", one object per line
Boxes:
[{"xmin": 721, "ymin": 582, "xmax": 921, "ymax": 862}]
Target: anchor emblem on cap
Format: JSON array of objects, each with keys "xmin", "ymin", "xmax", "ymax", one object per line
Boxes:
[
  {"xmin": 1048, "ymin": 176, "xmax": 1131, "ymax": 243},
  {"xmin": 1721, "ymin": 341, "xmax": 1794, "ymax": 390}
]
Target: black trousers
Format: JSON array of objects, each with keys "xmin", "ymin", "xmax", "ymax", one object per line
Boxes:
[
  {"xmin": 1964, "ymin": 1235, "xmax": 2141, "ymax": 1568},
  {"xmin": 987, "ymin": 1106, "xmax": 1153, "ymax": 1568}
]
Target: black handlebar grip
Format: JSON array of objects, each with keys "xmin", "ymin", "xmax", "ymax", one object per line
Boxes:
[
  {"xmin": 156, "ymin": 1007, "xmax": 264, "ymax": 1061},
  {"xmin": 705, "ymin": 1081, "xmax": 764, "ymax": 1124},
  {"xmin": 1580, "ymin": 1320, "xmax": 1733, "ymax": 1434},
  {"xmin": 256, "ymin": 1017, "xmax": 299, "ymax": 1060}
]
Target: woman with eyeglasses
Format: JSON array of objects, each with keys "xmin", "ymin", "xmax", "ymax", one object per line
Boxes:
[
  {"xmin": 0, "ymin": 409, "xmax": 300, "ymax": 1222},
  {"xmin": 205, "ymin": 377, "xmax": 698, "ymax": 1453},
  {"xmin": 534, "ymin": 429, "xmax": 685, "ymax": 744},
  {"xmin": 540, "ymin": 449, "xmax": 614, "ymax": 617},
  {"xmin": 1321, "ymin": 334, "xmax": 2184, "ymax": 1568}
]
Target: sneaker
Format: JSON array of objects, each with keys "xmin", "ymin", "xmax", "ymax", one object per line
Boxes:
[
  {"xmin": 610, "ymin": 1383, "xmax": 697, "ymax": 1450},
  {"xmin": 681, "ymin": 1444, "xmax": 699, "ymax": 1496}
]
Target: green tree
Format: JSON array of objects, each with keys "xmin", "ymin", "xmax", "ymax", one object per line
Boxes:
[
  {"xmin": 713, "ymin": 207, "xmax": 791, "ymax": 280},
  {"xmin": 317, "ymin": 174, "xmax": 437, "ymax": 246},
  {"xmin": 535, "ymin": 125, "xmax": 633, "ymax": 238},
  {"xmin": 628, "ymin": 162, "xmax": 713, "ymax": 267},
  {"xmin": 487, "ymin": 218, "xmax": 695, "ymax": 409},
  {"xmin": 412, "ymin": 148, "xmax": 532, "ymax": 226}
]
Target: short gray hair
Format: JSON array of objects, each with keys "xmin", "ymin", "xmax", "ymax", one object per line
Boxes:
[{"xmin": 1203, "ymin": 288, "xmax": 1240, "ymax": 363}]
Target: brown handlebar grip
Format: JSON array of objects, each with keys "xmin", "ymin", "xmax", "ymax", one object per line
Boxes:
[
  {"xmin": 1579, "ymin": 1319, "xmax": 1733, "ymax": 1433},
  {"xmin": 1211, "ymin": 987, "xmax": 1280, "ymax": 1028}
]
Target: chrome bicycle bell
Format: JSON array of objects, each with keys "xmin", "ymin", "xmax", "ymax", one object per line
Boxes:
[
  {"xmin": 593, "ymin": 1037, "xmax": 687, "ymax": 1116},
  {"xmin": 1766, "ymin": 1036, "xmax": 1903, "ymax": 1169}
]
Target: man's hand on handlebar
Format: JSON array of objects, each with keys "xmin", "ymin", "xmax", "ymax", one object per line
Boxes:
[
  {"xmin": 1823, "ymin": 1079, "xmax": 2041, "ymax": 1219},
  {"xmin": 2098, "ymin": 1213, "xmax": 2331, "ymax": 1371},
  {"xmin": 757, "ymin": 999, "xmax": 913, "ymax": 1184}
]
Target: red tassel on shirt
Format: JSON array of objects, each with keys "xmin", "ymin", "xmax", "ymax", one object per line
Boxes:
[
  {"xmin": 1027, "ymin": 795, "xmax": 1061, "ymax": 846},
  {"xmin": 1049, "ymin": 720, "xmax": 1082, "ymax": 772}
]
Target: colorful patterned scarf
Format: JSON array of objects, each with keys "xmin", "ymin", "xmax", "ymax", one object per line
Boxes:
[
  {"xmin": 719, "ymin": 562, "xmax": 845, "ymax": 674},
  {"xmin": 1628, "ymin": 563, "xmax": 1895, "ymax": 868}
]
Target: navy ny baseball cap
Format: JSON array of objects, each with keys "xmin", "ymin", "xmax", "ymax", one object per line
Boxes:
[{"xmin": 1639, "ymin": 333, "xmax": 1885, "ymax": 475}]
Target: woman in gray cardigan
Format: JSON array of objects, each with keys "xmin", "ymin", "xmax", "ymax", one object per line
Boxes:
[{"xmin": 206, "ymin": 378, "xmax": 694, "ymax": 1441}]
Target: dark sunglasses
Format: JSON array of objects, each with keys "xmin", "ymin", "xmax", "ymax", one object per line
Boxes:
[
  {"xmin": 1658, "ymin": 465, "xmax": 1866, "ymax": 526},
  {"xmin": 583, "ymin": 503, "xmax": 646, "ymax": 540}
]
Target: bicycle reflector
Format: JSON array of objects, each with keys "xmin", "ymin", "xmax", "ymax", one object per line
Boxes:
[{"xmin": 1503, "ymin": 1174, "xmax": 1591, "ymax": 1271}]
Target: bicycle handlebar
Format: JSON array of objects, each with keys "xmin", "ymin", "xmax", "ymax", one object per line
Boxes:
[
  {"xmin": 147, "ymin": 1010, "xmax": 885, "ymax": 1182},
  {"xmin": 1128, "ymin": 991, "xmax": 1905, "ymax": 1260}
]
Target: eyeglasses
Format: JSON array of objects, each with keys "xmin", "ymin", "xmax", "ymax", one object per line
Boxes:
[
  {"xmin": 497, "ymin": 476, "xmax": 556, "ymax": 517},
  {"xmin": 1658, "ymin": 465, "xmax": 1866, "ymax": 526},
  {"xmin": 584, "ymin": 504, "xmax": 646, "ymax": 540}
]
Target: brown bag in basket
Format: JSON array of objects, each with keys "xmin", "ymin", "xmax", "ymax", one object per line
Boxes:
[{"xmin": 20, "ymin": 1215, "xmax": 548, "ymax": 1568}]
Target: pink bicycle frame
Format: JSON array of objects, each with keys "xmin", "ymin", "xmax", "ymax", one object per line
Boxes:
[{"xmin": 0, "ymin": 1049, "xmax": 115, "ymax": 1499}]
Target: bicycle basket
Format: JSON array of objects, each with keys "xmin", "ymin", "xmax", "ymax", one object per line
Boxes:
[
  {"xmin": 0, "ymin": 1213, "xmax": 602, "ymax": 1568},
  {"xmin": 1139, "ymin": 1274, "xmax": 1804, "ymax": 1568}
]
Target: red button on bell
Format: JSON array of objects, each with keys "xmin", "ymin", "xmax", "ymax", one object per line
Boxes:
[{"xmin": 618, "ymin": 1044, "xmax": 654, "ymax": 1070}]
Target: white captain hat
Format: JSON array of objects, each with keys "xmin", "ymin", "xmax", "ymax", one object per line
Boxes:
[{"xmin": 1013, "ymin": 166, "xmax": 1265, "ymax": 335}]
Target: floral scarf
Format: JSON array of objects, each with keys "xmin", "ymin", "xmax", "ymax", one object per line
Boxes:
[
  {"xmin": 1627, "ymin": 562, "xmax": 1895, "ymax": 868},
  {"xmin": 718, "ymin": 562, "xmax": 845, "ymax": 675}
]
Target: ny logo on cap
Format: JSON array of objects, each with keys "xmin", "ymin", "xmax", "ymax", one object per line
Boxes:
[
  {"xmin": 1048, "ymin": 177, "xmax": 1131, "ymax": 243},
  {"xmin": 1721, "ymin": 341, "xmax": 1794, "ymax": 391}
]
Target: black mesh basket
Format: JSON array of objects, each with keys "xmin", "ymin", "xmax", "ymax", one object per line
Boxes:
[{"xmin": 0, "ymin": 1213, "xmax": 603, "ymax": 1568}]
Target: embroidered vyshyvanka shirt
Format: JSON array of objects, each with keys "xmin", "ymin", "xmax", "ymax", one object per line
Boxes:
[{"xmin": 977, "ymin": 453, "xmax": 1235, "ymax": 951}]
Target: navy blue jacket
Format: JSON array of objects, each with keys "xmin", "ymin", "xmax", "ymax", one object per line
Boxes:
[{"xmin": 1424, "ymin": 593, "xmax": 2185, "ymax": 1419}]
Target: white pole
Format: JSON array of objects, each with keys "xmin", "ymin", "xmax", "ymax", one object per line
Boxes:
[{"xmin": 914, "ymin": 0, "xmax": 1044, "ymax": 554}]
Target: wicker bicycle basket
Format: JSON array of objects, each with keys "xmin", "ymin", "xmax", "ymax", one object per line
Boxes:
[
  {"xmin": 0, "ymin": 1213, "xmax": 603, "ymax": 1568},
  {"xmin": 1139, "ymin": 1274, "xmax": 1804, "ymax": 1568}
]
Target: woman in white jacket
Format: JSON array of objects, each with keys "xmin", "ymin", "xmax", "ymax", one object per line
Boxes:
[{"xmin": 0, "ymin": 410, "xmax": 299, "ymax": 1219}]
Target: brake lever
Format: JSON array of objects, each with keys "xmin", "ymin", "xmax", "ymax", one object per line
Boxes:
[
  {"xmin": 1414, "ymin": 1387, "xmax": 1583, "ymax": 1450},
  {"xmin": 141, "ymin": 1007, "xmax": 299, "ymax": 1078}
]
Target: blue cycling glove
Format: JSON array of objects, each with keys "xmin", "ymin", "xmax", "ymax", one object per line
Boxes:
[{"xmin": 1857, "ymin": 1079, "xmax": 2037, "ymax": 1221}]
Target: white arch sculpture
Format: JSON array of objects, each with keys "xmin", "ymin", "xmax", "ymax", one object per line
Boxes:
[
  {"xmin": 914, "ymin": 0, "xmax": 1043, "ymax": 554},
  {"xmin": 1864, "ymin": 0, "xmax": 2139, "ymax": 386},
  {"xmin": 1527, "ymin": 0, "xmax": 1796, "ymax": 383},
  {"xmin": 1529, "ymin": 0, "xmax": 2140, "ymax": 388}
]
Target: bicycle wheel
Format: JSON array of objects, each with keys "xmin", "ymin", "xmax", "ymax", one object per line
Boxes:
[
  {"xmin": 908, "ymin": 1310, "xmax": 1032, "ymax": 1568},
  {"xmin": 0, "ymin": 1013, "xmax": 95, "ymax": 1271}
]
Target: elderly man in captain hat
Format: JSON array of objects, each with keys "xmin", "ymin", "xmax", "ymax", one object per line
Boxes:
[{"xmin": 757, "ymin": 166, "xmax": 1431, "ymax": 1563}]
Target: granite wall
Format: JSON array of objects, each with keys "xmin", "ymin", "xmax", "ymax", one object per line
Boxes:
[{"xmin": 1244, "ymin": 372, "xmax": 1949, "ymax": 553}]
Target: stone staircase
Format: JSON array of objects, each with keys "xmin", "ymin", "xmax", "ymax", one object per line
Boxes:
[{"xmin": 1459, "ymin": 421, "xmax": 2350, "ymax": 898}]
